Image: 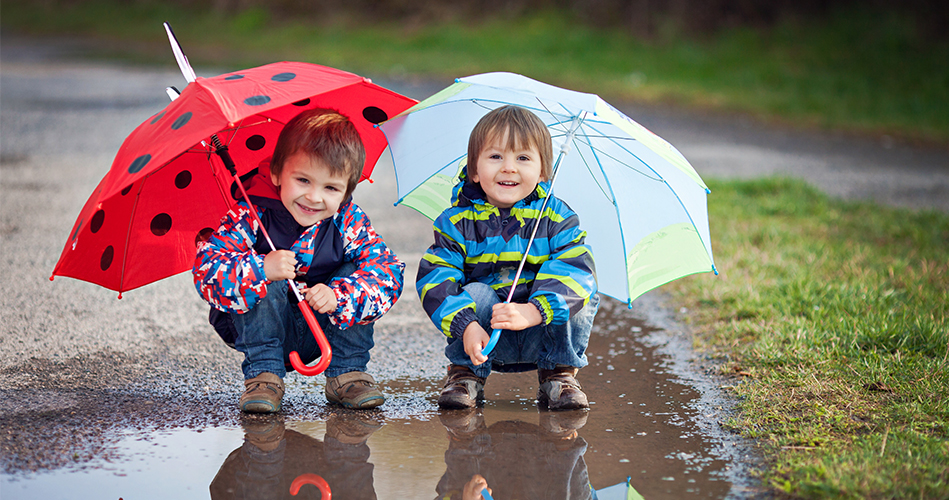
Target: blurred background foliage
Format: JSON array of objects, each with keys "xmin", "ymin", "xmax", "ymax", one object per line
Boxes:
[{"xmin": 5, "ymin": 0, "xmax": 949, "ymax": 144}]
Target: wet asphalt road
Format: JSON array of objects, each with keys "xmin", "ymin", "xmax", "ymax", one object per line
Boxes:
[{"xmin": 2, "ymin": 34, "xmax": 947, "ymax": 499}]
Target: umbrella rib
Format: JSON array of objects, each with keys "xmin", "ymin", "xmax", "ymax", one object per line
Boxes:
[{"xmin": 582, "ymin": 121, "xmax": 717, "ymax": 276}]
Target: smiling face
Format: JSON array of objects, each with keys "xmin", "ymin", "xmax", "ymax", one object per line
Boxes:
[
  {"xmin": 470, "ymin": 130, "xmax": 545, "ymax": 209},
  {"xmin": 271, "ymin": 151, "xmax": 348, "ymax": 227}
]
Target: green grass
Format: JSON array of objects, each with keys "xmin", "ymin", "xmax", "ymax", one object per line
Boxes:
[
  {"xmin": 3, "ymin": 1, "xmax": 949, "ymax": 145},
  {"xmin": 664, "ymin": 178, "xmax": 949, "ymax": 498}
]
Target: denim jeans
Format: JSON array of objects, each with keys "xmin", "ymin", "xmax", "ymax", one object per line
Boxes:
[
  {"xmin": 445, "ymin": 282, "xmax": 599, "ymax": 379},
  {"xmin": 232, "ymin": 262, "xmax": 374, "ymax": 380}
]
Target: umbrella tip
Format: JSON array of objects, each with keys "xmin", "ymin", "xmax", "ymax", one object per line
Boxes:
[
  {"xmin": 117, "ymin": 292, "xmax": 123, "ymax": 299},
  {"xmin": 712, "ymin": 264, "xmax": 719, "ymax": 276},
  {"xmin": 48, "ymin": 275, "xmax": 54, "ymax": 282}
]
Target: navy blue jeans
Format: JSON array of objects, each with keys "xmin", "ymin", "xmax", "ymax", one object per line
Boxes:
[
  {"xmin": 445, "ymin": 282, "xmax": 599, "ymax": 379},
  {"xmin": 231, "ymin": 263, "xmax": 374, "ymax": 380}
]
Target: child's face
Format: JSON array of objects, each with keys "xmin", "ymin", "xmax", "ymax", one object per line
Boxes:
[
  {"xmin": 271, "ymin": 151, "xmax": 348, "ymax": 227},
  {"xmin": 471, "ymin": 132, "xmax": 545, "ymax": 209}
]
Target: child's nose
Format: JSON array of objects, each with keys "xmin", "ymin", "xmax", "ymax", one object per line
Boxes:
[{"xmin": 305, "ymin": 188, "xmax": 322, "ymax": 203}]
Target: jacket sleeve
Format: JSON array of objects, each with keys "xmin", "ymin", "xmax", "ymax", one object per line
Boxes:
[
  {"xmin": 328, "ymin": 203, "xmax": 405, "ymax": 329},
  {"xmin": 416, "ymin": 210, "xmax": 480, "ymax": 338},
  {"xmin": 193, "ymin": 201, "xmax": 270, "ymax": 313},
  {"xmin": 528, "ymin": 201, "xmax": 597, "ymax": 325}
]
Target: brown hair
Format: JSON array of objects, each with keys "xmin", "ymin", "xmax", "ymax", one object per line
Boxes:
[
  {"xmin": 467, "ymin": 105, "xmax": 553, "ymax": 181},
  {"xmin": 270, "ymin": 108, "xmax": 366, "ymax": 198}
]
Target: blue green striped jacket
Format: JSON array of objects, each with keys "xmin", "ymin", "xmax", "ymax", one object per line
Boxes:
[{"xmin": 416, "ymin": 170, "xmax": 597, "ymax": 338}]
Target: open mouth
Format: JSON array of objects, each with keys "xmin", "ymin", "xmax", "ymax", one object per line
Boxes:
[
  {"xmin": 498, "ymin": 181, "xmax": 519, "ymax": 187},
  {"xmin": 296, "ymin": 203, "xmax": 322, "ymax": 215}
]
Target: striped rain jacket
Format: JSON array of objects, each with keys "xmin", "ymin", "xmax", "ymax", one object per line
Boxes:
[
  {"xmin": 193, "ymin": 170, "xmax": 404, "ymax": 330},
  {"xmin": 417, "ymin": 169, "xmax": 597, "ymax": 339}
]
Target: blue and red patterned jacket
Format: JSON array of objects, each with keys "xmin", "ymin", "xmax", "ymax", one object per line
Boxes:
[{"xmin": 193, "ymin": 168, "xmax": 404, "ymax": 332}]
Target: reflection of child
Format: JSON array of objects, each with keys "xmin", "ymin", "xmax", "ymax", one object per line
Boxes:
[
  {"xmin": 194, "ymin": 108, "xmax": 404, "ymax": 413},
  {"xmin": 210, "ymin": 414, "xmax": 381, "ymax": 499},
  {"xmin": 434, "ymin": 410, "xmax": 592, "ymax": 500},
  {"xmin": 417, "ymin": 105, "xmax": 598, "ymax": 410}
]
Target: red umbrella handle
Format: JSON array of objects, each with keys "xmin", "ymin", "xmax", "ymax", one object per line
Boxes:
[
  {"xmin": 290, "ymin": 298, "xmax": 332, "ymax": 376},
  {"xmin": 290, "ymin": 473, "xmax": 331, "ymax": 498}
]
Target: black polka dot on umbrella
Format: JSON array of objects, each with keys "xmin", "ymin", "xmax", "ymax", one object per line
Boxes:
[
  {"xmin": 150, "ymin": 213, "xmax": 173, "ymax": 236},
  {"xmin": 121, "ymin": 184, "xmax": 133, "ymax": 196},
  {"xmin": 363, "ymin": 106, "xmax": 389, "ymax": 124},
  {"xmin": 292, "ymin": 98, "xmax": 310, "ymax": 107},
  {"xmin": 245, "ymin": 135, "xmax": 266, "ymax": 151},
  {"xmin": 272, "ymin": 73, "xmax": 296, "ymax": 82},
  {"xmin": 90, "ymin": 209, "xmax": 105, "ymax": 233},
  {"xmin": 171, "ymin": 112, "xmax": 192, "ymax": 130},
  {"xmin": 244, "ymin": 96, "xmax": 271, "ymax": 106},
  {"xmin": 150, "ymin": 111, "xmax": 166, "ymax": 125},
  {"xmin": 175, "ymin": 170, "xmax": 192, "ymax": 189},
  {"xmin": 195, "ymin": 227, "xmax": 215, "ymax": 247},
  {"xmin": 100, "ymin": 246, "xmax": 114, "ymax": 271},
  {"xmin": 225, "ymin": 74, "xmax": 245, "ymax": 80},
  {"xmin": 128, "ymin": 154, "xmax": 151, "ymax": 174}
]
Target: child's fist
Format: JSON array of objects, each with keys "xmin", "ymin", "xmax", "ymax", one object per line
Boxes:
[
  {"xmin": 263, "ymin": 250, "xmax": 297, "ymax": 282},
  {"xmin": 305, "ymin": 283, "xmax": 338, "ymax": 314},
  {"xmin": 463, "ymin": 322, "xmax": 490, "ymax": 366}
]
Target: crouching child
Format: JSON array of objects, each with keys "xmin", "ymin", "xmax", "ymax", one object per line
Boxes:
[
  {"xmin": 417, "ymin": 105, "xmax": 598, "ymax": 411},
  {"xmin": 194, "ymin": 108, "xmax": 404, "ymax": 412}
]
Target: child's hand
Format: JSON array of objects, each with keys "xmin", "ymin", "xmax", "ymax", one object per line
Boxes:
[
  {"xmin": 463, "ymin": 474, "xmax": 491, "ymax": 500},
  {"xmin": 305, "ymin": 283, "xmax": 338, "ymax": 314},
  {"xmin": 490, "ymin": 302, "xmax": 542, "ymax": 331},
  {"xmin": 263, "ymin": 250, "xmax": 297, "ymax": 282},
  {"xmin": 463, "ymin": 322, "xmax": 491, "ymax": 366}
]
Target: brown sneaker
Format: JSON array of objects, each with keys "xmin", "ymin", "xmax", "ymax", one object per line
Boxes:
[
  {"xmin": 325, "ymin": 371, "xmax": 385, "ymax": 409},
  {"xmin": 437, "ymin": 365, "xmax": 486, "ymax": 409},
  {"xmin": 239, "ymin": 372, "xmax": 285, "ymax": 413},
  {"xmin": 537, "ymin": 367, "xmax": 589, "ymax": 411}
]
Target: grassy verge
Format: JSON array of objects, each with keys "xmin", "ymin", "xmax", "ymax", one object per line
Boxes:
[
  {"xmin": 664, "ymin": 178, "xmax": 949, "ymax": 498},
  {"xmin": 3, "ymin": 1, "xmax": 949, "ymax": 146}
]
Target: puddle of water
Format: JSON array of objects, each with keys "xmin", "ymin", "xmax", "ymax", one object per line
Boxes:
[{"xmin": 1, "ymin": 300, "xmax": 743, "ymax": 499}]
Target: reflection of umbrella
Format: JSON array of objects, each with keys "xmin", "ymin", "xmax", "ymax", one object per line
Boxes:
[
  {"xmin": 51, "ymin": 26, "xmax": 416, "ymax": 375},
  {"xmin": 594, "ymin": 477, "xmax": 644, "ymax": 500},
  {"xmin": 379, "ymin": 72, "xmax": 715, "ymax": 353}
]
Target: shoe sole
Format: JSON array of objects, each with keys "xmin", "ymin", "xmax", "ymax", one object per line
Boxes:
[
  {"xmin": 328, "ymin": 395, "xmax": 386, "ymax": 409},
  {"xmin": 241, "ymin": 400, "xmax": 281, "ymax": 413}
]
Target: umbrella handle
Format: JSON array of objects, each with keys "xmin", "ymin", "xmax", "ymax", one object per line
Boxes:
[
  {"xmin": 290, "ymin": 298, "xmax": 333, "ymax": 376},
  {"xmin": 481, "ymin": 488, "xmax": 494, "ymax": 500},
  {"xmin": 290, "ymin": 473, "xmax": 331, "ymax": 498},
  {"xmin": 481, "ymin": 328, "xmax": 501, "ymax": 357}
]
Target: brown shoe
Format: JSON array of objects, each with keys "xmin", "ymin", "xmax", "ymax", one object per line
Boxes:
[
  {"xmin": 537, "ymin": 367, "xmax": 589, "ymax": 411},
  {"xmin": 240, "ymin": 372, "xmax": 285, "ymax": 413},
  {"xmin": 325, "ymin": 371, "xmax": 385, "ymax": 409},
  {"xmin": 437, "ymin": 365, "xmax": 486, "ymax": 409}
]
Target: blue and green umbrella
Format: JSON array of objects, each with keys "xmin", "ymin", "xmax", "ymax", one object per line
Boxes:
[{"xmin": 379, "ymin": 72, "xmax": 716, "ymax": 352}]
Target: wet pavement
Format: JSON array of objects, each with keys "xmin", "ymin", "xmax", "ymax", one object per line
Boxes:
[
  {"xmin": 1, "ymin": 297, "xmax": 754, "ymax": 499},
  {"xmin": 5, "ymin": 33, "xmax": 945, "ymax": 500}
]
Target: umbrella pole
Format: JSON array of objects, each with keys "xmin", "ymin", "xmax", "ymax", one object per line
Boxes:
[
  {"xmin": 481, "ymin": 114, "xmax": 585, "ymax": 357},
  {"xmin": 211, "ymin": 136, "xmax": 332, "ymax": 377}
]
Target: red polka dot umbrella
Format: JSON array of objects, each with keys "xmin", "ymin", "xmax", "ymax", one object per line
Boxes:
[{"xmin": 50, "ymin": 61, "xmax": 416, "ymax": 295}]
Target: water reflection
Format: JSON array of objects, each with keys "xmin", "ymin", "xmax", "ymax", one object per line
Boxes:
[
  {"xmin": 435, "ymin": 408, "xmax": 591, "ymax": 500},
  {"xmin": 210, "ymin": 413, "xmax": 382, "ymax": 499}
]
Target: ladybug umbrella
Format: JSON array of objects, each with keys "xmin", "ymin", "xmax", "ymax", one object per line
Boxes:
[{"xmin": 50, "ymin": 25, "xmax": 417, "ymax": 376}]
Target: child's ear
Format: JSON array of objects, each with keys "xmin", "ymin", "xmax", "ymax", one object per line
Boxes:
[{"xmin": 270, "ymin": 170, "xmax": 281, "ymax": 187}]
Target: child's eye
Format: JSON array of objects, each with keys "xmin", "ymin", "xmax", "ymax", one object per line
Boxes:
[
  {"xmin": 489, "ymin": 153, "xmax": 502, "ymax": 160},
  {"xmin": 295, "ymin": 177, "xmax": 310, "ymax": 184},
  {"xmin": 518, "ymin": 155, "xmax": 531, "ymax": 161}
]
